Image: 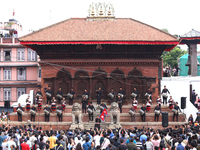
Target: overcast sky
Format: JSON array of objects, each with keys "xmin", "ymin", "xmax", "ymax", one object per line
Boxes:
[{"xmin": 1, "ymin": 0, "xmax": 200, "ymax": 50}]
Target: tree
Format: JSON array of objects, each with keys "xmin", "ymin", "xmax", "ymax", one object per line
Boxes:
[{"xmin": 161, "ymin": 46, "xmax": 187, "ymax": 68}]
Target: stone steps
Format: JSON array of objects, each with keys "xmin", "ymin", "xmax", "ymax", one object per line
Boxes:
[
  {"xmin": 1, "ymin": 121, "xmax": 187, "ymax": 130},
  {"xmin": 10, "ymin": 112, "xmax": 186, "ymax": 122}
]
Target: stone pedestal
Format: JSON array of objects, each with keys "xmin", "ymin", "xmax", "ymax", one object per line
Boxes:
[
  {"xmin": 109, "ymin": 124, "xmax": 122, "ymax": 129},
  {"xmin": 187, "ymin": 44, "xmax": 198, "ymax": 76},
  {"xmin": 69, "ymin": 124, "xmax": 84, "ymax": 130}
]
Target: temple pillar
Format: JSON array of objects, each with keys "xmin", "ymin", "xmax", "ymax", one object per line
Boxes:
[{"xmin": 188, "ymin": 44, "xmax": 198, "ymax": 76}]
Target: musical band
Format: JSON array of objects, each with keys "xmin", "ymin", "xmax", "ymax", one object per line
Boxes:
[{"xmin": 18, "ymin": 85, "xmax": 182, "ymax": 123}]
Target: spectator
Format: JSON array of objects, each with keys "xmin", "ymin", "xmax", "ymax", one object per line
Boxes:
[
  {"xmin": 127, "ymin": 138, "xmax": 137, "ymax": 150},
  {"xmin": 118, "ymin": 139, "xmax": 128, "ymax": 150}
]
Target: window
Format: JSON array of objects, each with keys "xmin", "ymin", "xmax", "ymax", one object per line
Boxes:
[
  {"xmin": 4, "ymin": 88, "xmax": 11, "ymax": 101},
  {"xmin": 17, "ymin": 48, "xmax": 25, "ymax": 61},
  {"xmin": 39, "ymin": 66, "xmax": 41, "ymax": 78},
  {"xmin": 4, "ymin": 49, "xmax": 11, "ymax": 61},
  {"xmin": 28, "ymin": 49, "xmax": 36, "ymax": 61},
  {"xmin": 17, "ymin": 67, "xmax": 26, "ymax": 80},
  {"xmin": 4, "ymin": 67, "xmax": 11, "ymax": 80},
  {"xmin": 17, "ymin": 88, "xmax": 25, "ymax": 99}
]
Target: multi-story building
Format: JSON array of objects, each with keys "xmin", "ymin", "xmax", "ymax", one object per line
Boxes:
[{"xmin": 0, "ymin": 18, "xmax": 40, "ymax": 106}]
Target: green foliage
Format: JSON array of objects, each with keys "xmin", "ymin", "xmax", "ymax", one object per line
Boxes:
[
  {"xmin": 162, "ymin": 28, "xmax": 169, "ymax": 33},
  {"xmin": 161, "ymin": 46, "xmax": 187, "ymax": 68}
]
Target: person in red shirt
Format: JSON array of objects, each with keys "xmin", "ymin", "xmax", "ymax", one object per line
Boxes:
[{"xmin": 21, "ymin": 139, "xmax": 30, "ymax": 150}]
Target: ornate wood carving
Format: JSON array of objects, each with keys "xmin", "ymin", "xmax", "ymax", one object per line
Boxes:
[
  {"xmin": 57, "ymin": 68, "xmax": 71, "ymax": 78},
  {"xmin": 59, "ymin": 81, "xmax": 69, "ymax": 96},
  {"xmin": 77, "ymin": 81, "xmax": 87, "ymax": 98},
  {"xmin": 74, "ymin": 70, "xmax": 89, "ymax": 78},
  {"xmin": 110, "ymin": 68, "xmax": 125, "ymax": 78},
  {"xmin": 128, "ymin": 67, "xmax": 143, "ymax": 78},
  {"xmin": 92, "ymin": 68, "xmax": 107, "ymax": 79}
]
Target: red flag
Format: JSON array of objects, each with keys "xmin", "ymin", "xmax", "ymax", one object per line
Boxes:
[
  {"xmin": 13, "ymin": 9, "xmax": 15, "ymax": 16},
  {"xmin": 103, "ymin": 108, "xmax": 108, "ymax": 116},
  {"xmin": 100, "ymin": 111, "xmax": 105, "ymax": 122}
]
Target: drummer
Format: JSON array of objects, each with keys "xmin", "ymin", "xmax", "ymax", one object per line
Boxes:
[
  {"xmin": 154, "ymin": 103, "xmax": 161, "ymax": 122},
  {"xmin": 132, "ymin": 97, "xmax": 138, "ymax": 110},
  {"xmin": 88, "ymin": 102, "xmax": 95, "ymax": 122},
  {"xmin": 168, "ymin": 96, "xmax": 174, "ymax": 110},
  {"xmin": 130, "ymin": 106, "xmax": 136, "ymax": 122},
  {"xmin": 156, "ymin": 95, "xmax": 162, "ymax": 107},
  {"xmin": 146, "ymin": 97, "xmax": 152, "ymax": 112},
  {"xmin": 140, "ymin": 104, "xmax": 147, "ymax": 122},
  {"xmin": 161, "ymin": 86, "xmax": 170, "ymax": 105}
]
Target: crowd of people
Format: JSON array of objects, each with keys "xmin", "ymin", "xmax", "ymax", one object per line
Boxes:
[
  {"xmin": 163, "ymin": 65, "xmax": 182, "ymax": 77},
  {"xmin": 0, "ymin": 122, "xmax": 200, "ymax": 150}
]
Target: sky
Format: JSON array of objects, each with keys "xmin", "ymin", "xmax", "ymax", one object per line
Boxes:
[{"xmin": 1, "ymin": 0, "xmax": 200, "ymax": 50}]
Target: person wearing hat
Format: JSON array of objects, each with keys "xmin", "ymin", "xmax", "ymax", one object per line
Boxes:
[
  {"xmin": 96, "ymin": 87, "xmax": 102, "ymax": 105},
  {"xmin": 17, "ymin": 103, "xmax": 24, "ymax": 122},
  {"xmin": 56, "ymin": 87, "xmax": 63, "ymax": 104},
  {"xmin": 44, "ymin": 104, "xmax": 52, "ymax": 122},
  {"xmin": 46, "ymin": 86, "xmax": 52, "ymax": 105},
  {"xmin": 30, "ymin": 104, "xmax": 37, "ymax": 122},
  {"xmin": 57, "ymin": 104, "xmax": 63, "ymax": 122},
  {"xmin": 161, "ymin": 86, "xmax": 170, "ymax": 105},
  {"xmin": 83, "ymin": 89, "xmax": 90, "ymax": 104},
  {"xmin": 146, "ymin": 88, "xmax": 152, "ymax": 100},
  {"xmin": 51, "ymin": 99, "xmax": 57, "ymax": 112},
  {"xmin": 108, "ymin": 88, "xmax": 115, "ymax": 105},
  {"xmin": 173, "ymin": 102, "xmax": 181, "ymax": 122},
  {"xmin": 118, "ymin": 87, "xmax": 126, "ymax": 105},
  {"xmin": 154, "ymin": 103, "xmax": 161, "ymax": 122},
  {"xmin": 69, "ymin": 88, "xmax": 75, "ymax": 105},
  {"xmin": 95, "ymin": 116, "xmax": 101, "ymax": 130},
  {"xmin": 88, "ymin": 102, "xmax": 95, "ymax": 122},
  {"xmin": 82, "ymin": 96, "xmax": 87, "ymax": 114},
  {"xmin": 35, "ymin": 88, "xmax": 43, "ymax": 104}
]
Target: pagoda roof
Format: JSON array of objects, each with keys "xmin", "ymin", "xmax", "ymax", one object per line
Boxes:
[
  {"xmin": 180, "ymin": 29, "xmax": 200, "ymax": 44},
  {"xmin": 20, "ymin": 18, "xmax": 178, "ymax": 46}
]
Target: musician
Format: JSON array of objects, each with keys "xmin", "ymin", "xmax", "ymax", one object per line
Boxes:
[
  {"xmin": 83, "ymin": 89, "xmax": 89, "ymax": 104},
  {"xmin": 117, "ymin": 95, "xmax": 122, "ymax": 113},
  {"xmin": 46, "ymin": 86, "xmax": 52, "ymax": 105},
  {"xmin": 156, "ymin": 95, "xmax": 162, "ymax": 107},
  {"xmin": 96, "ymin": 87, "xmax": 102, "ymax": 105},
  {"xmin": 154, "ymin": 103, "xmax": 161, "ymax": 122},
  {"xmin": 38, "ymin": 97, "xmax": 42, "ymax": 111},
  {"xmin": 168, "ymin": 96, "xmax": 174, "ymax": 110},
  {"xmin": 44, "ymin": 104, "xmax": 52, "ymax": 122},
  {"xmin": 173, "ymin": 102, "xmax": 181, "ymax": 121},
  {"xmin": 51, "ymin": 99, "xmax": 56, "ymax": 112},
  {"xmin": 146, "ymin": 99, "xmax": 151, "ymax": 112},
  {"xmin": 17, "ymin": 103, "xmax": 24, "ymax": 122},
  {"xmin": 130, "ymin": 106, "xmax": 136, "ymax": 122},
  {"xmin": 161, "ymin": 86, "xmax": 170, "ymax": 105},
  {"xmin": 57, "ymin": 104, "xmax": 63, "ymax": 122},
  {"xmin": 35, "ymin": 88, "xmax": 43, "ymax": 104},
  {"xmin": 140, "ymin": 104, "xmax": 147, "ymax": 122},
  {"xmin": 95, "ymin": 116, "xmax": 101, "ymax": 130},
  {"xmin": 56, "ymin": 87, "xmax": 63, "ymax": 104},
  {"xmin": 132, "ymin": 97, "xmax": 138, "ymax": 110},
  {"xmin": 88, "ymin": 102, "xmax": 95, "ymax": 122},
  {"xmin": 69, "ymin": 88, "xmax": 75, "ymax": 105},
  {"xmin": 82, "ymin": 96, "xmax": 87, "ymax": 114},
  {"xmin": 30, "ymin": 104, "xmax": 37, "ymax": 122},
  {"xmin": 100, "ymin": 101, "xmax": 107, "ymax": 113},
  {"xmin": 146, "ymin": 88, "xmax": 152, "ymax": 100},
  {"xmin": 62, "ymin": 98, "xmax": 66, "ymax": 112},
  {"xmin": 132, "ymin": 87, "xmax": 139, "ymax": 100},
  {"xmin": 108, "ymin": 88, "xmax": 115, "ymax": 105},
  {"xmin": 26, "ymin": 96, "xmax": 31, "ymax": 112},
  {"xmin": 118, "ymin": 87, "xmax": 126, "ymax": 105}
]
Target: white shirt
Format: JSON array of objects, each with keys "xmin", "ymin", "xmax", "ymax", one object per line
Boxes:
[
  {"xmin": 43, "ymin": 136, "xmax": 49, "ymax": 143},
  {"xmin": 7, "ymin": 140, "xmax": 16, "ymax": 150},
  {"xmin": 101, "ymin": 138, "xmax": 110, "ymax": 150},
  {"xmin": 94, "ymin": 135, "xmax": 101, "ymax": 147},
  {"xmin": 2, "ymin": 142, "xmax": 8, "ymax": 150}
]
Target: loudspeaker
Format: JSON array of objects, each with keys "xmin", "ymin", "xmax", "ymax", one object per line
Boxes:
[
  {"xmin": 181, "ymin": 97, "xmax": 186, "ymax": 109},
  {"xmin": 162, "ymin": 112, "xmax": 168, "ymax": 128},
  {"xmin": 4, "ymin": 101, "xmax": 10, "ymax": 108}
]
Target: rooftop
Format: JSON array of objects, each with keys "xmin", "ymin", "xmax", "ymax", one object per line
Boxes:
[{"xmin": 20, "ymin": 18, "xmax": 178, "ymax": 44}]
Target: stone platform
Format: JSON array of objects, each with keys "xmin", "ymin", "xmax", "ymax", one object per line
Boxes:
[{"xmin": 9, "ymin": 102, "xmax": 187, "ymax": 130}]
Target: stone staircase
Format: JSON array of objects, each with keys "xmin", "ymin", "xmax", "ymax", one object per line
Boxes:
[{"xmin": 9, "ymin": 101, "xmax": 187, "ymax": 130}]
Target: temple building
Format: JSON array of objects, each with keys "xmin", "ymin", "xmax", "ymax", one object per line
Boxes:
[{"xmin": 20, "ymin": 3, "xmax": 178, "ymax": 102}]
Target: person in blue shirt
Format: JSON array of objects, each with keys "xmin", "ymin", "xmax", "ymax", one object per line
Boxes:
[
  {"xmin": 0, "ymin": 132, "xmax": 4, "ymax": 149},
  {"xmin": 140, "ymin": 132, "xmax": 147, "ymax": 145},
  {"xmin": 126, "ymin": 134, "xmax": 136, "ymax": 145},
  {"xmin": 176, "ymin": 139, "xmax": 184, "ymax": 150},
  {"xmin": 83, "ymin": 137, "xmax": 91, "ymax": 150}
]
